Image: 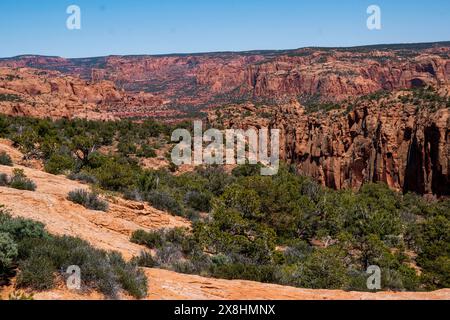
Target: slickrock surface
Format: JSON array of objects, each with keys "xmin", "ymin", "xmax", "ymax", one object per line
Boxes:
[
  {"xmin": 144, "ymin": 269, "xmax": 450, "ymax": 300},
  {"xmin": 3, "ymin": 268, "xmax": 449, "ymax": 300},
  {"xmin": 0, "ymin": 163, "xmax": 189, "ymax": 259}
]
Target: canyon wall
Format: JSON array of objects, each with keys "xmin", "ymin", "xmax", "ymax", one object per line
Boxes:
[
  {"xmin": 274, "ymin": 102, "xmax": 450, "ymax": 196},
  {"xmin": 1, "ymin": 44, "xmax": 449, "ymax": 111},
  {"xmin": 209, "ymin": 91, "xmax": 450, "ymax": 196}
]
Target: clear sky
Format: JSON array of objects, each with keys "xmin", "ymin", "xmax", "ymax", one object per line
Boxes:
[{"xmin": 0, "ymin": 0, "xmax": 449, "ymax": 58}]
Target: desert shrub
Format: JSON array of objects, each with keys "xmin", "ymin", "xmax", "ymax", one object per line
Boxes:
[
  {"xmin": 130, "ymin": 228, "xmax": 199, "ymax": 272},
  {"xmin": 137, "ymin": 144, "xmax": 157, "ymax": 158},
  {"xmin": 282, "ymin": 240, "xmax": 313, "ymax": 264},
  {"xmin": 291, "ymin": 247, "xmax": 351, "ymax": 289},
  {"xmin": 136, "ymin": 170, "xmax": 159, "ymax": 193},
  {"xmin": 131, "ymin": 251, "xmax": 156, "ymax": 268},
  {"xmin": 416, "ymin": 212, "xmax": 450, "ymax": 289},
  {"xmin": 184, "ymin": 190, "xmax": 211, "ymax": 212},
  {"xmin": 154, "ymin": 244, "xmax": 183, "ymax": 267},
  {"xmin": 0, "ymin": 216, "xmax": 46, "ymax": 244},
  {"xmin": 67, "ymin": 189, "xmax": 109, "ymax": 212},
  {"xmin": 130, "ymin": 230, "xmax": 163, "ymax": 249},
  {"xmin": 195, "ymin": 165, "xmax": 235, "ymax": 196},
  {"xmin": 146, "ymin": 190, "xmax": 183, "ymax": 216},
  {"xmin": 16, "ymin": 255, "xmax": 55, "ymax": 291},
  {"xmin": 231, "ymin": 163, "xmax": 263, "ymax": 177},
  {"xmin": 67, "ymin": 171, "xmax": 98, "ymax": 184},
  {"xmin": 117, "ymin": 138, "xmax": 137, "ymax": 156},
  {"xmin": 9, "ymin": 169, "xmax": 36, "ymax": 191},
  {"xmin": 211, "ymin": 263, "xmax": 276, "ymax": 283},
  {"xmin": 44, "ymin": 153, "xmax": 75, "ymax": 175},
  {"xmin": 0, "ymin": 173, "xmax": 9, "ymax": 186},
  {"xmin": 123, "ymin": 189, "xmax": 144, "ymax": 202},
  {"xmin": 16, "ymin": 235, "xmax": 148, "ymax": 298},
  {"xmin": 91, "ymin": 159, "xmax": 137, "ymax": 191},
  {"xmin": 0, "ymin": 232, "xmax": 18, "ymax": 271},
  {"xmin": 184, "ymin": 208, "xmax": 201, "ymax": 222},
  {"xmin": 108, "ymin": 252, "xmax": 148, "ymax": 299},
  {"xmin": 0, "ymin": 152, "xmax": 13, "ymax": 166},
  {"xmin": 0, "ymin": 93, "xmax": 22, "ymax": 102}
]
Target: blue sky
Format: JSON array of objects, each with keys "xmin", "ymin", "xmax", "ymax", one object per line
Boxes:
[{"xmin": 0, "ymin": 0, "xmax": 449, "ymax": 58}]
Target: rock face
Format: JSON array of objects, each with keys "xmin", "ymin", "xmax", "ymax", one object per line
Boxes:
[
  {"xmin": 1, "ymin": 43, "xmax": 449, "ymax": 112},
  {"xmin": 0, "ymin": 67, "xmax": 169, "ymax": 120},
  {"xmin": 209, "ymin": 90, "xmax": 450, "ymax": 196},
  {"xmin": 1, "ymin": 43, "xmax": 449, "ymax": 194},
  {"xmin": 275, "ymin": 102, "xmax": 450, "ymax": 196}
]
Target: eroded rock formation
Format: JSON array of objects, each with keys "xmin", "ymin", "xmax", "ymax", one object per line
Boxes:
[
  {"xmin": 1, "ymin": 43, "xmax": 449, "ymax": 113},
  {"xmin": 209, "ymin": 90, "xmax": 450, "ymax": 196}
]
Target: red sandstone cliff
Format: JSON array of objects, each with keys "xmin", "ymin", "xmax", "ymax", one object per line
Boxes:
[
  {"xmin": 0, "ymin": 67, "xmax": 171, "ymax": 120},
  {"xmin": 1, "ymin": 43, "xmax": 449, "ymax": 113},
  {"xmin": 208, "ymin": 88, "xmax": 450, "ymax": 196}
]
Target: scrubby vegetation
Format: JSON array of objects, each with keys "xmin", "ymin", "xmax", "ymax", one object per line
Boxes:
[
  {"xmin": 0, "ymin": 115, "xmax": 448, "ymax": 293},
  {"xmin": 0, "ymin": 207, "xmax": 147, "ymax": 298},
  {"xmin": 0, "ymin": 169, "xmax": 36, "ymax": 191},
  {"xmin": 0, "ymin": 152, "xmax": 13, "ymax": 166},
  {"xmin": 398, "ymin": 86, "xmax": 450, "ymax": 112},
  {"xmin": 131, "ymin": 166, "xmax": 449, "ymax": 292},
  {"xmin": 0, "ymin": 94, "xmax": 22, "ymax": 102},
  {"xmin": 67, "ymin": 189, "xmax": 109, "ymax": 212}
]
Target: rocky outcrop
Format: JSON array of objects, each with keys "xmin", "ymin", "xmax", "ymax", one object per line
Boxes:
[
  {"xmin": 246, "ymin": 52, "xmax": 450, "ymax": 101},
  {"xmin": 276, "ymin": 102, "xmax": 450, "ymax": 196},
  {"xmin": 1, "ymin": 43, "xmax": 449, "ymax": 114},
  {"xmin": 0, "ymin": 162, "xmax": 190, "ymax": 259},
  {"xmin": 0, "ymin": 67, "xmax": 169, "ymax": 120},
  {"xmin": 209, "ymin": 90, "xmax": 450, "ymax": 196}
]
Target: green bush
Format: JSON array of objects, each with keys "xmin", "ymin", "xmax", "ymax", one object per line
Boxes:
[
  {"xmin": 131, "ymin": 251, "xmax": 156, "ymax": 268},
  {"xmin": 184, "ymin": 191, "xmax": 211, "ymax": 212},
  {"xmin": 118, "ymin": 139, "xmax": 137, "ymax": 156},
  {"xmin": 0, "ymin": 152, "xmax": 13, "ymax": 166},
  {"xmin": 130, "ymin": 230, "xmax": 163, "ymax": 249},
  {"xmin": 136, "ymin": 170, "xmax": 159, "ymax": 193},
  {"xmin": 146, "ymin": 190, "xmax": 183, "ymax": 216},
  {"xmin": 14, "ymin": 231, "xmax": 148, "ymax": 299},
  {"xmin": 108, "ymin": 252, "xmax": 148, "ymax": 299},
  {"xmin": 291, "ymin": 247, "xmax": 350, "ymax": 289},
  {"xmin": 0, "ymin": 173, "xmax": 9, "ymax": 186},
  {"xmin": 231, "ymin": 163, "xmax": 263, "ymax": 177},
  {"xmin": 67, "ymin": 171, "xmax": 98, "ymax": 184},
  {"xmin": 0, "ymin": 216, "xmax": 46, "ymax": 243},
  {"xmin": 16, "ymin": 255, "xmax": 55, "ymax": 291},
  {"xmin": 211, "ymin": 263, "xmax": 276, "ymax": 283},
  {"xmin": 9, "ymin": 169, "xmax": 36, "ymax": 191},
  {"xmin": 137, "ymin": 144, "xmax": 157, "ymax": 158},
  {"xmin": 91, "ymin": 159, "xmax": 137, "ymax": 191},
  {"xmin": 44, "ymin": 153, "xmax": 75, "ymax": 175},
  {"xmin": 67, "ymin": 189, "xmax": 109, "ymax": 212},
  {"xmin": 0, "ymin": 232, "xmax": 18, "ymax": 270}
]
